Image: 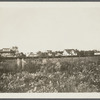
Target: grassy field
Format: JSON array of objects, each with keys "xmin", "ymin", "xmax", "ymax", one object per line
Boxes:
[{"xmin": 0, "ymin": 56, "xmax": 100, "ymax": 92}]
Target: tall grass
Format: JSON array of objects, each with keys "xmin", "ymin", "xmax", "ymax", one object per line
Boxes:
[{"xmin": 0, "ymin": 57, "xmax": 100, "ymax": 92}]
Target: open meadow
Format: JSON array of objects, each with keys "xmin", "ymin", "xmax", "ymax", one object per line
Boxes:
[{"xmin": 0, "ymin": 56, "xmax": 100, "ymax": 92}]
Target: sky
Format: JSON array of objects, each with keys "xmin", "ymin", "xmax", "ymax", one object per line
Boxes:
[{"xmin": 0, "ymin": 2, "xmax": 100, "ymax": 53}]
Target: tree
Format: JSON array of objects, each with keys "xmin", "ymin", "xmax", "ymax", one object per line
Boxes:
[{"xmin": 37, "ymin": 51, "xmax": 42, "ymax": 57}]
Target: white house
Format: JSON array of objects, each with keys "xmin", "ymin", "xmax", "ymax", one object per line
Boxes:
[
  {"xmin": 55, "ymin": 51, "xmax": 63, "ymax": 56},
  {"xmin": 2, "ymin": 48, "xmax": 10, "ymax": 51},
  {"xmin": 0, "ymin": 48, "xmax": 15, "ymax": 57},
  {"xmin": 63, "ymin": 49, "xmax": 77, "ymax": 56},
  {"xmin": 94, "ymin": 51, "xmax": 100, "ymax": 55}
]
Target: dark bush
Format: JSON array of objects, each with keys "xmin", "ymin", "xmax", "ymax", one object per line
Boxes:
[{"xmin": 24, "ymin": 61, "xmax": 41, "ymax": 73}]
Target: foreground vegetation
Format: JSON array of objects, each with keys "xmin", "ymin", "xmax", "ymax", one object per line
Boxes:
[{"xmin": 0, "ymin": 57, "xmax": 100, "ymax": 92}]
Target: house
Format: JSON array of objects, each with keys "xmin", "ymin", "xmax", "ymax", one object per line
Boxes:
[
  {"xmin": 26, "ymin": 52, "xmax": 30, "ymax": 57},
  {"xmin": 26, "ymin": 52, "xmax": 39, "ymax": 57},
  {"xmin": 28, "ymin": 52, "xmax": 34, "ymax": 57},
  {"xmin": 33, "ymin": 54, "xmax": 39, "ymax": 57},
  {"xmin": 94, "ymin": 51, "xmax": 100, "ymax": 55},
  {"xmin": 63, "ymin": 49, "xmax": 77, "ymax": 56},
  {"xmin": 2, "ymin": 48, "xmax": 11, "ymax": 51},
  {"xmin": 0, "ymin": 48, "xmax": 16, "ymax": 57}
]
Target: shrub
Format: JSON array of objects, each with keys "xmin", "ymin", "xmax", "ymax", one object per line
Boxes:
[{"xmin": 24, "ymin": 61, "xmax": 41, "ymax": 73}]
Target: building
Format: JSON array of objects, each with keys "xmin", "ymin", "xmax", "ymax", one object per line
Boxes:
[
  {"xmin": 55, "ymin": 51, "xmax": 63, "ymax": 56},
  {"xmin": 0, "ymin": 48, "xmax": 16, "ymax": 57},
  {"xmin": 2, "ymin": 48, "xmax": 10, "ymax": 52},
  {"xmin": 0, "ymin": 46, "xmax": 19, "ymax": 57},
  {"xmin": 94, "ymin": 51, "xmax": 100, "ymax": 55},
  {"xmin": 27, "ymin": 52, "xmax": 34, "ymax": 57},
  {"xmin": 63, "ymin": 49, "xmax": 77, "ymax": 56}
]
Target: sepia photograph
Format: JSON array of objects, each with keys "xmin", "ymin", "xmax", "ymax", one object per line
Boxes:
[{"xmin": 0, "ymin": 2, "xmax": 100, "ymax": 98}]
